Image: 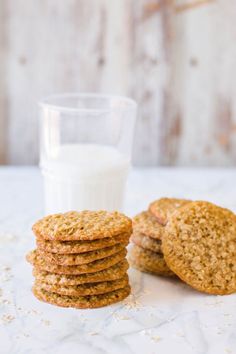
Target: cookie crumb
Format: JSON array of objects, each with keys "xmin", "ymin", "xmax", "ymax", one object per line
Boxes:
[
  {"xmin": 0, "ymin": 265, "xmax": 13, "ymax": 282},
  {"xmin": 117, "ymin": 315, "xmax": 130, "ymax": 320},
  {"xmin": 27, "ymin": 309, "xmax": 41, "ymax": 315},
  {"xmin": 41, "ymin": 319, "xmax": 51, "ymax": 326},
  {"xmin": 151, "ymin": 335, "xmax": 162, "ymax": 342},
  {"xmin": 88, "ymin": 331, "xmax": 99, "ymax": 336},
  {"xmin": 0, "ymin": 233, "xmax": 17, "ymax": 243},
  {"xmin": 113, "ymin": 313, "xmax": 130, "ymax": 321},
  {"xmin": 123, "ymin": 294, "xmax": 142, "ymax": 310},
  {"xmin": 3, "ymin": 266, "xmax": 11, "ymax": 272},
  {"xmin": 1, "ymin": 314, "xmax": 15, "ymax": 324},
  {"xmin": 176, "ymin": 331, "xmax": 185, "ymax": 337},
  {"xmin": 1, "ymin": 299, "xmax": 11, "ymax": 305}
]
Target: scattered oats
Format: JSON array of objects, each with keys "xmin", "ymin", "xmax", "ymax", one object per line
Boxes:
[
  {"xmin": 0, "ymin": 233, "xmax": 17, "ymax": 244},
  {"xmin": 216, "ymin": 299, "xmax": 224, "ymax": 305},
  {"xmin": 205, "ymin": 299, "xmax": 224, "ymax": 307},
  {"xmin": 0, "ymin": 267, "xmax": 13, "ymax": 282},
  {"xmin": 113, "ymin": 313, "xmax": 130, "ymax": 321},
  {"xmin": 15, "ymin": 332, "xmax": 30, "ymax": 339},
  {"xmin": 32, "ymin": 309, "xmax": 41, "ymax": 315},
  {"xmin": 149, "ymin": 313, "xmax": 156, "ymax": 318},
  {"xmin": 167, "ymin": 316, "xmax": 176, "ymax": 323},
  {"xmin": 176, "ymin": 331, "xmax": 185, "ymax": 337},
  {"xmin": 88, "ymin": 332, "xmax": 99, "ymax": 336},
  {"xmin": 2, "ymin": 299, "xmax": 11, "ymax": 305},
  {"xmin": 151, "ymin": 335, "xmax": 162, "ymax": 342},
  {"xmin": 27, "ymin": 309, "xmax": 41, "ymax": 315},
  {"xmin": 123, "ymin": 295, "xmax": 142, "ymax": 310},
  {"xmin": 1, "ymin": 314, "xmax": 15, "ymax": 324},
  {"xmin": 79, "ymin": 314, "xmax": 88, "ymax": 322},
  {"xmin": 3, "ymin": 266, "xmax": 11, "ymax": 272},
  {"xmin": 117, "ymin": 315, "xmax": 130, "ymax": 320},
  {"xmin": 225, "ymin": 349, "xmax": 232, "ymax": 354},
  {"xmin": 41, "ymin": 319, "xmax": 51, "ymax": 326},
  {"xmin": 140, "ymin": 329, "xmax": 149, "ymax": 336}
]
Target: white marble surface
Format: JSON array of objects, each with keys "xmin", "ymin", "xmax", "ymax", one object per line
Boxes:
[{"xmin": 0, "ymin": 167, "xmax": 236, "ymax": 354}]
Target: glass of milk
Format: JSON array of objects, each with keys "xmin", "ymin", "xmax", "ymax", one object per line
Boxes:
[{"xmin": 39, "ymin": 93, "xmax": 137, "ymax": 214}]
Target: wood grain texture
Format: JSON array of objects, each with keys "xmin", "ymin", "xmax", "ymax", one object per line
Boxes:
[
  {"xmin": 0, "ymin": 1, "xmax": 8, "ymax": 164},
  {"xmin": 0, "ymin": 0, "xmax": 236, "ymax": 166}
]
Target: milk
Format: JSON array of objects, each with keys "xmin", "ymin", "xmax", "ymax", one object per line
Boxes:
[{"xmin": 41, "ymin": 144, "xmax": 130, "ymax": 214}]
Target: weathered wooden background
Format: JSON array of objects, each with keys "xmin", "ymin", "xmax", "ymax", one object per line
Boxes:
[{"xmin": 0, "ymin": 0, "xmax": 236, "ymax": 166}]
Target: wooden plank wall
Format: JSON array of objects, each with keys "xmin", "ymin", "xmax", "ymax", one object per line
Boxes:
[{"xmin": 0, "ymin": 0, "xmax": 236, "ymax": 166}]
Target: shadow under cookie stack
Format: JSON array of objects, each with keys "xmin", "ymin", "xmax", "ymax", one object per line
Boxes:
[
  {"xmin": 129, "ymin": 198, "xmax": 189, "ymax": 277},
  {"xmin": 26, "ymin": 211, "xmax": 132, "ymax": 309}
]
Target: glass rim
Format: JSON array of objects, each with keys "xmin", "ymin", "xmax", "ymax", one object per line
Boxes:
[{"xmin": 38, "ymin": 92, "xmax": 137, "ymax": 114}]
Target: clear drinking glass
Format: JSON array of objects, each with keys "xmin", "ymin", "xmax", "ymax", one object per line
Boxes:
[{"xmin": 39, "ymin": 93, "xmax": 137, "ymax": 214}]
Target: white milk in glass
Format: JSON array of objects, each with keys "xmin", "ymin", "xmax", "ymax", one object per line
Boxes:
[{"xmin": 41, "ymin": 144, "xmax": 130, "ymax": 214}]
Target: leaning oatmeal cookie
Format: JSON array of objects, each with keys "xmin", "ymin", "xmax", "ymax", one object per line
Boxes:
[
  {"xmin": 131, "ymin": 233, "xmax": 162, "ymax": 253},
  {"xmin": 162, "ymin": 201, "xmax": 236, "ymax": 295},
  {"xmin": 129, "ymin": 245, "xmax": 174, "ymax": 277},
  {"xmin": 133, "ymin": 211, "xmax": 164, "ymax": 240},
  {"xmin": 33, "ymin": 210, "xmax": 132, "ymax": 241},
  {"xmin": 149, "ymin": 198, "xmax": 190, "ymax": 225}
]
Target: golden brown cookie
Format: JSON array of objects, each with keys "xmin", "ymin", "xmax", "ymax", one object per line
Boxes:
[
  {"xmin": 129, "ymin": 245, "xmax": 174, "ymax": 277},
  {"xmin": 131, "ymin": 233, "xmax": 162, "ymax": 253},
  {"xmin": 162, "ymin": 201, "xmax": 236, "ymax": 295},
  {"xmin": 36, "ymin": 233, "xmax": 130, "ymax": 254},
  {"xmin": 35, "ymin": 274, "xmax": 129, "ymax": 296},
  {"xmin": 33, "ymin": 210, "xmax": 132, "ymax": 241},
  {"xmin": 27, "ymin": 249, "xmax": 127, "ymax": 275},
  {"xmin": 149, "ymin": 198, "xmax": 190, "ymax": 225},
  {"xmin": 33, "ymin": 260, "xmax": 129, "ymax": 286},
  {"xmin": 36, "ymin": 243, "xmax": 126, "ymax": 266},
  {"xmin": 33, "ymin": 284, "xmax": 131, "ymax": 308},
  {"xmin": 133, "ymin": 211, "xmax": 164, "ymax": 240}
]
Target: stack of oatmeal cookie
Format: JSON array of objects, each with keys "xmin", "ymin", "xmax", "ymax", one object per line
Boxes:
[
  {"xmin": 129, "ymin": 198, "xmax": 189, "ymax": 277},
  {"xmin": 130, "ymin": 198, "xmax": 236, "ymax": 295},
  {"xmin": 26, "ymin": 210, "xmax": 132, "ymax": 308}
]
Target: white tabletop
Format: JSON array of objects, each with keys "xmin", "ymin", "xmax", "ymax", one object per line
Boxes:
[{"xmin": 0, "ymin": 167, "xmax": 236, "ymax": 354}]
